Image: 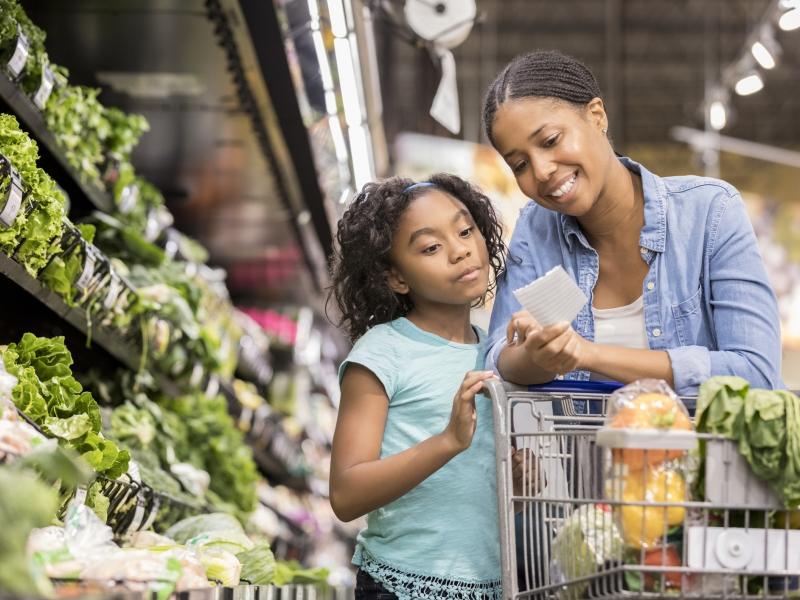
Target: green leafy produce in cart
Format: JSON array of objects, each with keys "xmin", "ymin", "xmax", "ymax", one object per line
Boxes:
[{"xmin": 696, "ymin": 376, "xmax": 800, "ymax": 507}]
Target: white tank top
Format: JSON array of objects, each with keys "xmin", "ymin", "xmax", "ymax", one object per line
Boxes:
[{"xmin": 592, "ymin": 295, "xmax": 649, "ymax": 349}]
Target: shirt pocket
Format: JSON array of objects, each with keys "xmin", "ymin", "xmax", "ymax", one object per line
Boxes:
[{"xmin": 671, "ymin": 285, "xmax": 712, "ymax": 347}]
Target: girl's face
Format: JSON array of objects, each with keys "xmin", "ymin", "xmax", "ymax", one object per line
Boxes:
[
  {"xmin": 387, "ymin": 189, "xmax": 490, "ymax": 309},
  {"xmin": 491, "ymin": 96, "xmax": 612, "ymax": 217}
]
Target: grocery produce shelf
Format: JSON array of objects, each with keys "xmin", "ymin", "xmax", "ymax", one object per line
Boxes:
[
  {"xmin": 0, "ymin": 252, "xmax": 181, "ymax": 397},
  {"xmin": 0, "ymin": 73, "xmax": 113, "ymax": 214}
]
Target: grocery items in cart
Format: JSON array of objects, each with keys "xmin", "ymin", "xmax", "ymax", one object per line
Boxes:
[{"xmin": 488, "ymin": 377, "xmax": 800, "ymax": 600}]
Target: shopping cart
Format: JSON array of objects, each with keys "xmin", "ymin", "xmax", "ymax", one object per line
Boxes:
[{"xmin": 485, "ymin": 379, "xmax": 800, "ymax": 600}]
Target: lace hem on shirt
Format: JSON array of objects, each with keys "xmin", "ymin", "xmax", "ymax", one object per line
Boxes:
[{"xmin": 358, "ymin": 549, "xmax": 502, "ymax": 600}]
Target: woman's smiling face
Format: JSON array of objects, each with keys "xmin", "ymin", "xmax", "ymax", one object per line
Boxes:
[{"xmin": 491, "ymin": 96, "xmax": 612, "ymax": 217}]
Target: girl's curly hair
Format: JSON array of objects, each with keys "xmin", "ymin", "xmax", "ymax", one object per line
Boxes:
[{"xmin": 328, "ymin": 173, "xmax": 507, "ymax": 343}]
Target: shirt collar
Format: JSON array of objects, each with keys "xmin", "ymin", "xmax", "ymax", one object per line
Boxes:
[{"xmin": 560, "ymin": 155, "xmax": 667, "ymax": 253}]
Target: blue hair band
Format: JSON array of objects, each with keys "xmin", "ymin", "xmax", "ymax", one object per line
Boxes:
[{"xmin": 403, "ymin": 182, "xmax": 435, "ymax": 193}]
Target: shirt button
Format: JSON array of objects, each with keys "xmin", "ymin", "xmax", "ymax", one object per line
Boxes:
[
  {"xmin": 647, "ymin": 281, "xmax": 655, "ymax": 291},
  {"xmin": 652, "ymin": 328, "xmax": 662, "ymax": 337}
]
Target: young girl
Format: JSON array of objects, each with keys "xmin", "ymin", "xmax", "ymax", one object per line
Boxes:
[{"xmin": 328, "ymin": 174, "xmax": 508, "ymax": 600}]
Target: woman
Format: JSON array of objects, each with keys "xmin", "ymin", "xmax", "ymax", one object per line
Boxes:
[{"xmin": 482, "ymin": 49, "xmax": 783, "ymax": 396}]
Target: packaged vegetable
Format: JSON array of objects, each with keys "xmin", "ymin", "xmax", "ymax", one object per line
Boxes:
[
  {"xmin": 605, "ymin": 379, "xmax": 692, "ymax": 470},
  {"xmin": 550, "ymin": 504, "xmax": 623, "ymax": 600}
]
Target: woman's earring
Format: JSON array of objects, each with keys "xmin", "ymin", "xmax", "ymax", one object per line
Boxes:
[{"xmin": 601, "ymin": 127, "xmax": 608, "ymax": 135}]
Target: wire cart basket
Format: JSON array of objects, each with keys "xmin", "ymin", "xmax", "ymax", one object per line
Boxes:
[{"xmin": 486, "ymin": 379, "xmax": 800, "ymax": 600}]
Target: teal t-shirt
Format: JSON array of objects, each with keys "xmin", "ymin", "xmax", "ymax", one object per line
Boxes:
[{"xmin": 338, "ymin": 317, "xmax": 501, "ymax": 600}]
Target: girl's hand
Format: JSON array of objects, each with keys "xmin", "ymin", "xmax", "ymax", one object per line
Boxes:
[
  {"xmin": 506, "ymin": 310, "xmax": 590, "ymax": 375},
  {"xmin": 442, "ymin": 370, "xmax": 496, "ymax": 454}
]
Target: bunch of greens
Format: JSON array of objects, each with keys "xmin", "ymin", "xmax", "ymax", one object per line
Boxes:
[
  {"xmin": 104, "ymin": 107, "xmax": 149, "ymax": 165},
  {"xmin": 696, "ymin": 376, "xmax": 800, "ymax": 507},
  {"xmin": 2, "ymin": 333, "xmax": 129, "ymax": 478},
  {"xmin": 0, "ymin": 0, "xmax": 49, "ymax": 96},
  {"xmin": 272, "ymin": 561, "xmax": 329, "ymax": 586},
  {"xmin": 44, "ymin": 84, "xmax": 110, "ymax": 186},
  {"xmin": 87, "ymin": 210, "xmax": 166, "ymax": 267},
  {"xmin": 0, "ymin": 0, "xmax": 22, "ymax": 62},
  {"xmin": 40, "ymin": 222, "xmax": 96, "ymax": 307},
  {"xmin": 0, "ymin": 113, "xmax": 66, "ymax": 275},
  {"xmin": 160, "ymin": 392, "xmax": 257, "ymax": 515},
  {"xmin": 0, "ymin": 465, "xmax": 59, "ymax": 596}
]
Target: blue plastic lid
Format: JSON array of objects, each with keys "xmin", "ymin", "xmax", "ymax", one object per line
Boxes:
[{"xmin": 527, "ymin": 380, "xmax": 624, "ymax": 394}]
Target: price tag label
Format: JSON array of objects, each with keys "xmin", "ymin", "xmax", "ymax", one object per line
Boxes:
[
  {"xmin": 103, "ymin": 272, "xmax": 123, "ymax": 310},
  {"xmin": 33, "ymin": 64, "xmax": 55, "ymax": 110},
  {"xmin": 205, "ymin": 375, "xmax": 220, "ymax": 398},
  {"xmin": 189, "ymin": 363, "xmax": 205, "ymax": 388},
  {"xmin": 6, "ymin": 26, "xmax": 29, "ymax": 79},
  {"xmin": 117, "ymin": 183, "xmax": 139, "ymax": 215},
  {"xmin": 126, "ymin": 494, "xmax": 147, "ymax": 535},
  {"xmin": 73, "ymin": 485, "xmax": 88, "ymax": 506},
  {"xmin": 75, "ymin": 247, "xmax": 97, "ymax": 292},
  {"xmin": 0, "ymin": 167, "xmax": 23, "ymax": 228},
  {"xmin": 140, "ymin": 496, "xmax": 161, "ymax": 532}
]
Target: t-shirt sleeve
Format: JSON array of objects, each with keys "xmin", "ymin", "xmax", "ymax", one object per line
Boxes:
[{"xmin": 337, "ymin": 327, "xmax": 399, "ymax": 398}]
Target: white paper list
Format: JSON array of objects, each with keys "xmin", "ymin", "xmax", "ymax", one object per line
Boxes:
[{"xmin": 512, "ymin": 265, "xmax": 588, "ymax": 327}]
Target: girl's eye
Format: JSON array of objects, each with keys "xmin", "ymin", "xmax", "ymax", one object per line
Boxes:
[
  {"xmin": 422, "ymin": 244, "xmax": 440, "ymax": 255},
  {"xmin": 459, "ymin": 227, "xmax": 473, "ymax": 238},
  {"xmin": 512, "ymin": 160, "xmax": 527, "ymax": 174},
  {"xmin": 543, "ymin": 133, "xmax": 560, "ymax": 148}
]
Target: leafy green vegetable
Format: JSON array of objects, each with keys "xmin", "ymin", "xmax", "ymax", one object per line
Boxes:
[
  {"xmin": 44, "ymin": 84, "xmax": 109, "ymax": 185},
  {"xmin": 550, "ymin": 504, "xmax": 623, "ymax": 600},
  {"xmin": 237, "ymin": 542, "xmax": 276, "ymax": 585},
  {"xmin": 272, "ymin": 561, "xmax": 329, "ymax": 586},
  {"xmin": 0, "ymin": 114, "xmax": 66, "ymax": 275},
  {"xmin": 3, "ymin": 333, "xmax": 129, "ymax": 477},
  {"xmin": 696, "ymin": 376, "xmax": 800, "ymax": 507},
  {"xmin": 165, "ymin": 513, "xmax": 247, "ymax": 545},
  {"xmin": 0, "ymin": 464, "xmax": 59, "ymax": 596}
]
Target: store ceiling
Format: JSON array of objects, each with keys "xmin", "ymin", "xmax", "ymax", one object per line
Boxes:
[
  {"xmin": 377, "ymin": 0, "xmax": 800, "ymax": 151},
  {"xmin": 22, "ymin": 0, "xmax": 326, "ymax": 306}
]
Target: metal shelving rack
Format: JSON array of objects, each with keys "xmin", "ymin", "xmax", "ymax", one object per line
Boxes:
[
  {"xmin": 0, "ymin": 252, "xmax": 182, "ymax": 398},
  {"xmin": 0, "ymin": 73, "xmax": 113, "ymax": 214}
]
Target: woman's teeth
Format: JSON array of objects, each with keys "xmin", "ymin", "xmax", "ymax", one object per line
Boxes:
[{"xmin": 551, "ymin": 173, "xmax": 577, "ymax": 198}]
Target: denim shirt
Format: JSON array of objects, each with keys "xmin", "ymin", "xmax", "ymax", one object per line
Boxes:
[{"xmin": 486, "ymin": 156, "xmax": 784, "ymax": 396}]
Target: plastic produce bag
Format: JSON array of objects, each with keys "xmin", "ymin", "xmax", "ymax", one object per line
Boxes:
[
  {"xmin": 27, "ymin": 503, "xmax": 116, "ymax": 578},
  {"xmin": 550, "ymin": 504, "xmax": 623, "ymax": 600},
  {"xmin": 605, "ymin": 379, "xmax": 692, "ymax": 471},
  {"xmin": 599, "ymin": 380, "xmax": 694, "ymax": 550}
]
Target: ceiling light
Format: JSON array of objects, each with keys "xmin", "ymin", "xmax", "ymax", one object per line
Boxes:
[
  {"xmin": 734, "ymin": 73, "xmax": 764, "ymax": 96},
  {"xmin": 709, "ymin": 100, "xmax": 727, "ymax": 130},
  {"xmin": 751, "ymin": 41, "xmax": 776, "ymax": 69},
  {"xmin": 779, "ymin": 7, "xmax": 800, "ymax": 30},
  {"xmin": 348, "ymin": 124, "xmax": 375, "ymax": 189},
  {"xmin": 334, "ymin": 37, "xmax": 365, "ymax": 127}
]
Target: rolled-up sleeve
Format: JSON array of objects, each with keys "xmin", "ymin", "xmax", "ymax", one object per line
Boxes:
[
  {"xmin": 691, "ymin": 193, "xmax": 784, "ymax": 393},
  {"xmin": 666, "ymin": 345, "xmax": 711, "ymax": 395}
]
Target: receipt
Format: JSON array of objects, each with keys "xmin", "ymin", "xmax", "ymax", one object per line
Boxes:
[{"xmin": 512, "ymin": 265, "xmax": 588, "ymax": 326}]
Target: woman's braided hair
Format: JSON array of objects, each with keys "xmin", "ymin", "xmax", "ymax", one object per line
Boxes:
[
  {"xmin": 482, "ymin": 50, "xmax": 602, "ymax": 145},
  {"xmin": 327, "ymin": 174, "xmax": 507, "ymax": 343}
]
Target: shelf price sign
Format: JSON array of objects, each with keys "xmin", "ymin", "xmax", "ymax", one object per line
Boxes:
[
  {"xmin": 33, "ymin": 64, "xmax": 55, "ymax": 111},
  {"xmin": 6, "ymin": 26, "xmax": 29, "ymax": 79},
  {"xmin": 117, "ymin": 183, "xmax": 139, "ymax": 215},
  {"xmin": 75, "ymin": 244, "xmax": 97, "ymax": 292},
  {"xmin": 0, "ymin": 155, "xmax": 24, "ymax": 228},
  {"xmin": 103, "ymin": 270, "xmax": 123, "ymax": 311}
]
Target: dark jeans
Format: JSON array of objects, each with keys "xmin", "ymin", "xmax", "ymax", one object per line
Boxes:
[{"xmin": 355, "ymin": 570, "xmax": 398, "ymax": 600}]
